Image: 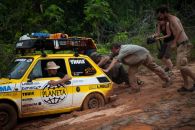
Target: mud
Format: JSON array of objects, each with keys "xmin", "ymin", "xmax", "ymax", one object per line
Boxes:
[{"xmin": 16, "ymin": 63, "xmax": 195, "ymax": 130}]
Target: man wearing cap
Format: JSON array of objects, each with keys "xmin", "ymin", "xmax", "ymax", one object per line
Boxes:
[{"xmin": 45, "ymin": 61, "xmax": 71, "ymax": 86}]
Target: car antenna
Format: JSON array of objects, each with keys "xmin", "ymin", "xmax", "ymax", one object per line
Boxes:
[
  {"xmin": 74, "ymin": 48, "xmax": 79, "ymax": 57},
  {"xmin": 41, "ymin": 48, "xmax": 47, "ymax": 57}
]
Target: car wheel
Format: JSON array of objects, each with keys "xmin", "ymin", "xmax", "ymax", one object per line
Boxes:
[
  {"xmin": 0, "ymin": 103, "xmax": 17, "ymax": 130},
  {"xmin": 82, "ymin": 93, "xmax": 105, "ymax": 110}
]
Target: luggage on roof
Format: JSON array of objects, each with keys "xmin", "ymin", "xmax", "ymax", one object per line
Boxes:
[{"xmin": 16, "ymin": 33, "xmax": 97, "ymax": 55}]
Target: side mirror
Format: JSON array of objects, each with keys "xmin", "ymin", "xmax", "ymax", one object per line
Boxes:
[
  {"xmin": 27, "ymin": 78, "xmax": 32, "ymax": 82},
  {"xmin": 27, "ymin": 74, "xmax": 35, "ymax": 82},
  {"xmin": 65, "ymin": 81, "xmax": 71, "ymax": 85}
]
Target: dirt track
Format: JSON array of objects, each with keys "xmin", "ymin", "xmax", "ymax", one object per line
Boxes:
[{"xmin": 16, "ymin": 63, "xmax": 195, "ymax": 130}]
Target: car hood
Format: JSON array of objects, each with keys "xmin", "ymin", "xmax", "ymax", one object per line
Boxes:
[
  {"xmin": 0, "ymin": 78, "xmax": 14, "ymax": 85},
  {"xmin": 0, "ymin": 78, "xmax": 18, "ymax": 92}
]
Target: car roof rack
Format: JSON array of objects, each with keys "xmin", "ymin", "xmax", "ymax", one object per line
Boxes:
[{"xmin": 16, "ymin": 33, "xmax": 97, "ymax": 56}]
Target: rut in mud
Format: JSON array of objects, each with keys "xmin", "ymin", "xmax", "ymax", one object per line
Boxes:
[{"xmin": 16, "ymin": 63, "xmax": 195, "ymax": 130}]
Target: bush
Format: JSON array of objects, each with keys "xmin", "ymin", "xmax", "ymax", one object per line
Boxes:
[
  {"xmin": 96, "ymin": 44, "xmax": 110, "ymax": 54},
  {"xmin": 0, "ymin": 44, "xmax": 15, "ymax": 76},
  {"xmin": 112, "ymin": 32, "xmax": 129, "ymax": 43}
]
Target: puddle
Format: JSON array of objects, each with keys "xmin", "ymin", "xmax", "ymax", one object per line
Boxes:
[{"xmin": 120, "ymin": 123, "xmax": 154, "ymax": 130}]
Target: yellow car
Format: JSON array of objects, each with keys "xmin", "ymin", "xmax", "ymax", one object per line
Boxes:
[{"xmin": 0, "ymin": 34, "xmax": 113, "ymax": 130}]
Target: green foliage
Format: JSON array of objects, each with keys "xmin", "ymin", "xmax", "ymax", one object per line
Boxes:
[
  {"xmin": 43, "ymin": 4, "xmax": 65, "ymax": 32},
  {"xmin": 96, "ymin": 44, "xmax": 110, "ymax": 54},
  {"xmin": 0, "ymin": 44, "xmax": 15, "ymax": 75},
  {"xmin": 0, "ymin": 0, "xmax": 195, "ymax": 73},
  {"xmin": 112, "ymin": 32, "xmax": 129, "ymax": 43},
  {"xmin": 84, "ymin": 0, "xmax": 113, "ymax": 43},
  {"xmin": 84, "ymin": 0, "xmax": 112, "ymax": 22},
  {"xmin": 131, "ymin": 35, "xmax": 145, "ymax": 46}
]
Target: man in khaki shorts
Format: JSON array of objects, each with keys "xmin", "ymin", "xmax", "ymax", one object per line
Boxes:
[
  {"xmin": 156, "ymin": 5, "xmax": 195, "ymax": 92},
  {"xmin": 103, "ymin": 43, "xmax": 171, "ymax": 92}
]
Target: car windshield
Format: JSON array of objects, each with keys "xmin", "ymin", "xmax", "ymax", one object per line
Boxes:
[{"xmin": 5, "ymin": 58, "xmax": 33, "ymax": 79}]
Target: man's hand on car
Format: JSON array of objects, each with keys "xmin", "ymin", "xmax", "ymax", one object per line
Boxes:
[
  {"xmin": 102, "ymin": 69, "xmax": 109, "ymax": 73},
  {"xmin": 48, "ymin": 80, "xmax": 57, "ymax": 86}
]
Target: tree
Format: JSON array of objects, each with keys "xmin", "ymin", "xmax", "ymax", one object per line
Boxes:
[
  {"xmin": 43, "ymin": 4, "xmax": 65, "ymax": 33},
  {"xmin": 84, "ymin": 0, "xmax": 113, "ymax": 43}
]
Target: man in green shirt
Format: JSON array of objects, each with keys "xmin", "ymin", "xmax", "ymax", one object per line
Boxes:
[{"xmin": 103, "ymin": 43, "xmax": 171, "ymax": 92}]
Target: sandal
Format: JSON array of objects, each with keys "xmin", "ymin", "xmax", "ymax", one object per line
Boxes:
[
  {"xmin": 137, "ymin": 79, "xmax": 144, "ymax": 85},
  {"xmin": 162, "ymin": 78, "xmax": 172, "ymax": 88},
  {"xmin": 188, "ymin": 84, "xmax": 195, "ymax": 92}
]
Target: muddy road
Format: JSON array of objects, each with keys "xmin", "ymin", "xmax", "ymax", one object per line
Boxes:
[{"xmin": 16, "ymin": 63, "xmax": 195, "ymax": 130}]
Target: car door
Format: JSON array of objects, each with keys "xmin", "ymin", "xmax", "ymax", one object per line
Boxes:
[
  {"xmin": 68, "ymin": 57, "xmax": 99, "ymax": 107},
  {"xmin": 21, "ymin": 58, "xmax": 73, "ymax": 116}
]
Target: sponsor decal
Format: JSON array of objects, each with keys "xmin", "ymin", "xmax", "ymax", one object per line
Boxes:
[
  {"xmin": 89, "ymin": 86, "xmax": 97, "ymax": 90},
  {"xmin": 22, "ymin": 86, "xmax": 41, "ymax": 90},
  {"xmin": 15, "ymin": 58, "xmax": 26, "ymax": 62},
  {"xmin": 26, "ymin": 59, "xmax": 32, "ymax": 62},
  {"xmin": 72, "ymin": 79, "xmax": 84, "ymax": 83},
  {"xmin": 59, "ymin": 41, "xmax": 67, "ymax": 46},
  {"xmin": 73, "ymin": 72, "xmax": 83, "ymax": 76},
  {"xmin": 85, "ymin": 67, "xmax": 96, "ymax": 74},
  {"xmin": 0, "ymin": 86, "xmax": 12, "ymax": 92},
  {"xmin": 58, "ymin": 40, "xmax": 87, "ymax": 47},
  {"xmin": 70, "ymin": 59, "xmax": 85, "ymax": 65},
  {"xmin": 16, "ymin": 42, "xmax": 23, "ymax": 47},
  {"xmin": 72, "ymin": 78, "xmax": 99, "ymax": 86},
  {"xmin": 22, "ymin": 82, "xmax": 40, "ymax": 86},
  {"xmin": 97, "ymin": 84, "xmax": 109, "ymax": 88},
  {"xmin": 22, "ymin": 82, "xmax": 41, "ymax": 90},
  {"xmin": 22, "ymin": 98, "xmax": 33, "ymax": 101},
  {"xmin": 15, "ymin": 58, "xmax": 32, "ymax": 62},
  {"xmin": 22, "ymin": 92, "xmax": 34, "ymax": 96},
  {"xmin": 0, "ymin": 92, "xmax": 18, "ymax": 96},
  {"xmin": 22, "ymin": 102, "xmax": 42, "ymax": 107},
  {"xmin": 41, "ymin": 84, "xmax": 67, "ymax": 105}
]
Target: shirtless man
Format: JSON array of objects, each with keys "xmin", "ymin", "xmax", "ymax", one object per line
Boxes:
[{"xmin": 156, "ymin": 5, "xmax": 195, "ymax": 92}]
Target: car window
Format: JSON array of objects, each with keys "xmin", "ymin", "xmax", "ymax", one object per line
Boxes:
[
  {"xmin": 30, "ymin": 60, "xmax": 42, "ymax": 78},
  {"xmin": 69, "ymin": 58, "xmax": 96, "ymax": 76},
  {"xmin": 29, "ymin": 59, "xmax": 67, "ymax": 79},
  {"xmin": 6, "ymin": 58, "xmax": 33, "ymax": 79}
]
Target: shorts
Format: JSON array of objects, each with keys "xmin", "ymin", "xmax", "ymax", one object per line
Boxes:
[
  {"xmin": 157, "ymin": 41, "xmax": 171, "ymax": 59},
  {"xmin": 176, "ymin": 40, "xmax": 192, "ymax": 68}
]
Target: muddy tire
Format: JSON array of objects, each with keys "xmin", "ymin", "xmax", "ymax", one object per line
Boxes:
[
  {"xmin": 0, "ymin": 103, "xmax": 17, "ymax": 130},
  {"xmin": 82, "ymin": 93, "xmax": 105, "ymax": 110}
]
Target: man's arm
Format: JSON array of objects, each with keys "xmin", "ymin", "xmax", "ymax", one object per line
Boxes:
[
  {"xmin": 156, "ymin": 22, "xmax": 171, "ymax": 40},
  {"xmin": 49, "ymin": 74, "xmax": 72, "ymax": 85},
  {"xmin": 170, "ymin": 17, "xmax": 183, "ymax": 48},
  {"xmin": 153, "ymin": 23, "xmax": 161, "ymax": 37},
  {"xmin": 98, "ymin": 56, "xmax": 110, "ymax": 67},
  {"xmin": 102, "ymin": 58, "xmax": 118, "ymax": 73}
]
